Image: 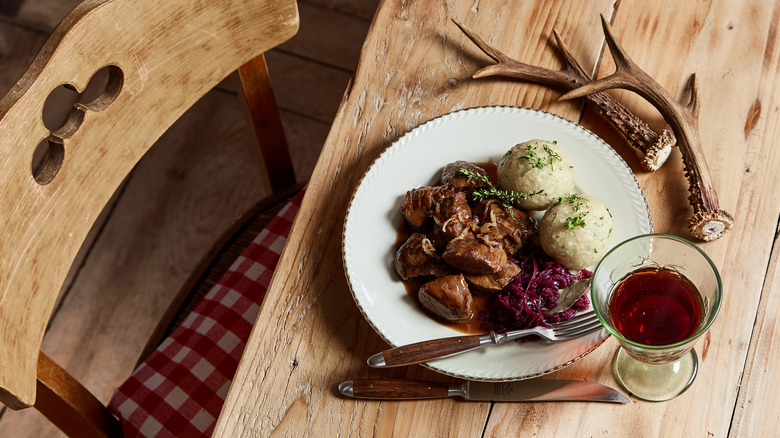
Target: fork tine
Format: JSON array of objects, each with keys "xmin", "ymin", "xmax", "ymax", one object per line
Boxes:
[
  {"xmin": 551, "ymin": 311, "xmax": 598, "ymax": 328},
  {"xmin": 553, "ymin": 319, "xmax": 603, "ymax": 336},
  {"xmin": 556, "ymin": 309, "xmax": 595, "ymax": 322},
  {"xmin": 554, "ymin": 324, "xmax": 605, "ymax": 341},
  {"xmin": 556, "ymin": 325, "xmax": 606, "ymax": 342}
]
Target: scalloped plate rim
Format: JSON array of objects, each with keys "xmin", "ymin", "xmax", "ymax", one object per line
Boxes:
[{"xmin": 342, "ymin": 105, "xmax": 652, "ymax": 381}]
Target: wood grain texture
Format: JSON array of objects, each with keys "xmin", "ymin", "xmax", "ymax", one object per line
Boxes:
[
  {"xmin": 0, "ymin": 71, "xmax": 289, "ymax": 438},
  {"xmin": 33, "ymin": 352, "xmax": 121, "ymax": 438},
  {"xmin": 0, "ymin": 23, "xmax": 110, "ymax": 315},
  {"xmin": 0, "ymin": 0, "xmax": 369, "ymax": 435},
  {"xmin": 731, "ymin": 230, "xmax": 780, "ymax": 436},
  {"xmin": 214, "ymin": 0, "xmax": 615, "ymax": 436},
  {"xmin": 237, "ymin": 54, "xmax": 297, "ymax": 192},
  {"xmin": 216, "ymin": 0, "xmax": 780, "ymax": 437},
  {"xmin": 42, "ymin": 90, "xmax": 271, "ymax": 395},
  {"xmin": 349, "ymin": 379, "xmax": 451, "ymax": 399},
  {"xmin": 265, "ymin": 50, "xmax": 353, "ymax": 122},
  {"xmin": 560, "ymin": 15, "xmax": 733, "ymax": 242},
  {"xmin": 723, "ymin": 2, "xmax": 780, "ymax": 434},
  {"xmin": 487, "ymin": 0, "xmax": 780, "ymax": 436},
  {"xmin": 0, "ymin": 0, "xmax": 298, "ymax": 410},
  {"xmin": 379, "ymin": 335, "xmax": 484, "ymax": 367},
  {"xmin": 280, "ymin": 1, "xmax": 372, "ymax": 71}
]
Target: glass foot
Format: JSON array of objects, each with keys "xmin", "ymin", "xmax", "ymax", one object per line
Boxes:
[{"xmin": 613, "ymin": 347, "xmax": 698, "ymax": 402}]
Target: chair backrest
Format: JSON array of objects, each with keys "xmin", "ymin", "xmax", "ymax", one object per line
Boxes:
[{"xmin": 0, "ymin": 0, "xmax": 298, "ymax": 415}]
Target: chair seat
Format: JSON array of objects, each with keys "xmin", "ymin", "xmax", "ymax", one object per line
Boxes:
[{"xmin": 108, "ymin": 190, "xmax": 305, "ymax": 437}]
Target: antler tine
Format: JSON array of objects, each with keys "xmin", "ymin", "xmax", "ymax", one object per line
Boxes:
[
  {"xmin": 453, "ymin": 18, "xmax": 674, "ymax": 171},
  {"xmin": 551, "ymin": 26, "xmax": 676, "ymax": 171},
  {"xmin": 683, "ymin": 73, "xmax": 700, "ymax": 118},
  {"xmin": 452, "ymin": 19, "xmax": 570, "ymax": 86},
  {"xmin": 551, "ymin": 28, "xmax": 591, "ymax": 79},
  {"xmin": 559, "ymin": 15, "xmax": 666, "ymax": 105},
  {"xmin": 451, "ymin": 18, "xmax": 502, "ymax": 64},
  {"xmin": 561, "ymin": 14, "xmax": 734, "ymax": 241}
]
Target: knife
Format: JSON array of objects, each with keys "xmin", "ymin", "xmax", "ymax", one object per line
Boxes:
[{"xmin": 338, "ymin": 379, "xmax": 629, "ymax": 403}]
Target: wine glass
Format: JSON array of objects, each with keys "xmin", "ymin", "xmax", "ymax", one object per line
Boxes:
[{"xmin": 591, "ymin": 233, "xmax": 722, "ymax": 401}]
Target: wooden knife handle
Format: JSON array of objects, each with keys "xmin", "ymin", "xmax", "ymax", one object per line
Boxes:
[
  {"xmin": 373, "ymin": 334, "xmax": 483, "ymax": 367},
  {"xmin": 349, "ymin": 379, "xmax": 451, "ymax": 399}
]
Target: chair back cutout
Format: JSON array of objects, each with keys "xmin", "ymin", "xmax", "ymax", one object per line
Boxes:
[{"xmin": 0, "ymin": 0, "xmax": 299, "ymax": 409}]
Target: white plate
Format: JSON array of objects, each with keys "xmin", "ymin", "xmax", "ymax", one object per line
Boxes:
[{"xmin": 342, "ymin": 106, "xmax": 652, "ymax": 381}]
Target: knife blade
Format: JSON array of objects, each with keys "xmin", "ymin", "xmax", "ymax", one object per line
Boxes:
[{"xmin": 338, "ymin": 379, "xmax": 628, "ymax": 403}]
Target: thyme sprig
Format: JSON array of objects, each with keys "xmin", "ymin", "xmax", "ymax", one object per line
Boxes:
[{"xmin": 459, "ymin": 167, "xmax": 541, "ymax": 211}]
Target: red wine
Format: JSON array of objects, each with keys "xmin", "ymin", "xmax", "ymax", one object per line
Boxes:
[{"xmin": 609, "ymin": 267, "xmax": 703, "ymax": 345}]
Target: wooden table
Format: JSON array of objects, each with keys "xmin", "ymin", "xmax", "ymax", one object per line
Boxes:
[{"xmin": 214, "ymin": 0, "xmax": 780, "ymax": 436}]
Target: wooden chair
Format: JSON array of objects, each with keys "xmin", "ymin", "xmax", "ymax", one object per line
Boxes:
[{"xmin": 0, "ymin": 0, "xmax": 301, "ymax": 435}]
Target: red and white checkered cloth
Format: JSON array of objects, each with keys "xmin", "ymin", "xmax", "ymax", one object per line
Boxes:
[{"xmin": 109, "ymin": 190, "xmax": 304, "ymax": 437}]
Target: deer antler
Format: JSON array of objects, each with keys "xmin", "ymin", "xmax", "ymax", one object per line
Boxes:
[
  {"xmin": 452, "ymin": 18, "xmax": 675, "ymax": 171},
  {"xmin": 560, "ymin": 15, "xmax": 733, "ymax": 241}
]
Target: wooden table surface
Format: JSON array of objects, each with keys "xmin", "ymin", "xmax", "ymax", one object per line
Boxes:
[{"xmin": 214, "ymin": 0, "xmax": 780, "ymax": 436}]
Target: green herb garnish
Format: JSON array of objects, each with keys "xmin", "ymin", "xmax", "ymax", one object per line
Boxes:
[
  {"xmin": 459, "ymin": 167, "xmax": 540, "ymax": 212},
  {"xmin": 554, "ymin": 193, "xmax": 584, "ymax": 209},
  {"xmin": 543, "ymin": 144, "xmax": 562, "ymax": 171},
  {"xmin": 519, "ymin": 143, "xmax": 543, "ymax": 172},
  {"xmin": 565, "ymin": 211, "xmax": 588, "ymax": 229},
  {"xmin": 517, "ymin": 141, "xmax": 563, "ymax": 174}
]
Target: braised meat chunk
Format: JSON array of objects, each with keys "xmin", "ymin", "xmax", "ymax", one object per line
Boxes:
[
  {"xmin": 395, "ymin": 159, "xmax": 547, "ymax": 329},
  {"xmin": 442, "ymin": 236, "xmax": 507, "ymax": 274},
  {"xmin": 464, "ymin": 261, "xmax": 521, "ymax": 294},
  {"xmin": 394, "ymin": 233, "xmax": 449, "ymax": 281},
  {"xmin": 474, "ymin": 200, "xmax": 538, "ymax": 255},
  {"xmin": 441, "ymin": 161, "xmax": 490, "ymax": 196},
  {"xmin": 429, "ymin": 191, "xmax": 473, "ymax": 250},
  {"xmin": 418, "ymin": 274, "xmax": 473, "ymax": 322},
  {"xmin": 400, "ymin": 185, "xmax": 455, "ymax": 230}
]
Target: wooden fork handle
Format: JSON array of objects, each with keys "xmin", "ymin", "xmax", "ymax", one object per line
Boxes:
[{"xmin": 367, "ymin": 335, "xmax": 484, "ymax": 368}]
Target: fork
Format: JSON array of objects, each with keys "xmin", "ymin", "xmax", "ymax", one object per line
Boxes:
[{"xmin": 367, "ymin": 311, "xmax": 604, "ymax": 368}]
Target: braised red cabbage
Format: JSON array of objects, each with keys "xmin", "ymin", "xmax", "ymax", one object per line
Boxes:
[{"xmin": 483, "ymin": 247, "xmax": 592, "ymax": 334}]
